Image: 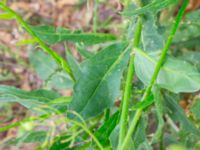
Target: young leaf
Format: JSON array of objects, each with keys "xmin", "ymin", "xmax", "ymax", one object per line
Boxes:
[
  {"xmin": 29, "ymin": 50, "xmax": 74, "ymax": 89},
  {"xmin": 69, "ymin": 42, "xmax": 130, "ymax": 119},
  {"xmin": 95, "ymin": 111, "xmax": 119, "ymax": 146},
  {"xmin": 131, "ymin": 94, "xmax": 154, "ymax": 110},
  {"xmin": 0, "ymin": 12, "xmax": 15, "ymax": 20},
  {"xmin": 16, "ymin": 38, "xmax": 37, "ymax": 46},
  {"xmin": 164, "ymin": 93, "xmax": 200, "ymax": 137},
  {"xmin": 122, "ymin": 0, "xmax": 177, "ymax": 17},
  {"xmin": 48, "ymin": 96, "xmax": 72, "ymax": 113},
  {"xmin": 30, "ymin": 25, "xmax": 117, "ymax": 45},
  {"xmin": 0, "ymin": 85, "xmax": 60, "ymax": 110},
  {"xmin": 134, "ymin": 48, "xmax": 200, "ymax": 93}
]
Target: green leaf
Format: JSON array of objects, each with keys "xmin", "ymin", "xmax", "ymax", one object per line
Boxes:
[
  {"xmin": 0, "ymin": 12, "xmax": 15, "ymax": 20},
  {"xmin": 164, "ymin": 93, "xmax": 200, "ymax": 137},
  {"xmin": 190, "ymin": 99, "xmax": 200, "ymax": 121},
  {"xmin": 142, "ymin": 13, "xmax": 164, "ymax": 51},
  {"xmin": 49, "ymin": 96, "xmax": 72, "ymax": 105},
  {"xmin": 6, "ymin": 131, "xmax": 47, "ymax": 145},
  {"xmin": 185, "ymin": 9, "xmax": 200, "ymax": 22},
  {"xmin": 49, "ymin": 72, "xmax": 73, "ymax": 90},
  {"xmin": 76, "ymin": 44, "xmax": 94, "ymax": 59},
  {"xmin": 127, "ymin": 17, "xmax": 137, "ymax": 40},
  {"xmin": 0, "ymin": 85, "xmax": 60, "ymax": 111},
  {"xmin": 131, "ymin": 94, "xmax": 154, "ymax": 110},
  {"xmin": 30, "ymin": 50, "xmax": 57, "ymax": 80},
  {"xmin": 174, "ymin": 10, "xmax": 200, "ymax": 43},
  {"xmin": 66, "ymin": 51, "xmax": 82, "ymax": 81},
  {"xmin": 110, "ymin": 126, "xmax": 135, "ymax": 150},
  {"xmin": 134, "ymin": 48, "xmax": 200, "ymax": 93},
  {"xmin": 173, "ymin": 37, "xmax": 200, "ymax": 49},
  {"xmin": 16, "ymin": 38, "xmax": 37, "ymax": 46},
  {"xmin": 122, "ymin": 0, "xmax": 176, "ymax": 17},
  {"xmin": 50, "ymin": 135, "xmax": 71, "ymax": 150},
  {"xmin": 152, "ymin": 85, "xmax": 164, "ymax": 144},
  {"xmin": 166, "ymin": 145, "xmax": 186, "ymax": 150},
  {"xmin": 95, "ymin": 111, "xmax": 119, "ymax": 146},
  {"xmin": 30, "ymin": 25, "xmax": 116, "ymax": 45},
  {"xmin": 69, "ymin": 42, "xmax": 130, "ymax": 119},
  {"xmin": 29, "ymin": 50, "xmax": 74, "ymax": 89},
  {"xmin": 180, "ymin": 51, "xmax": 200, "ymax": 72},
  {"xmin": 178, "ymin": 130, "xmax": 200, "ymax": 149},
  {"xmin": 49, "ymin": 96, "xmax": 72, "ymax": 113},
  {"xmin": 133, "ymin": 116, "xmax": 152, "ymax": 150},
  {"xmin": 174, "ymin": 22, "xmax": 200, "ymax": 43}
]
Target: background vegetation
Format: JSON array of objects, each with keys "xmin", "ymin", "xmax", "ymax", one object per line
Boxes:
[{"xmin": 0, "ymin": 0, "xmax": 200, "ymax": 150}]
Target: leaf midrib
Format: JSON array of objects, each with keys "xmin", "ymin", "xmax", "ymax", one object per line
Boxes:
[
  {"xmin": 123, "ymin": 0, "xmax": 174, "ymax": 16},
  {"xmin": 79, "ymin": 45, "xmax": 130, "ymax": 115},
  {"xmin": 32, "ymin": 29, "xmax": 115, "ymax": 38},
  {"xmin": 136, "ymin": 48, "xmax": 200, "ymax": 87},
  {"xmin": 0, "ymin": 86, "xmax": 54, "ymax": 101}
]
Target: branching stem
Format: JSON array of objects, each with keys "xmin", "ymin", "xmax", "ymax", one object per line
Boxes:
[{"xmin": 121, "ymin": 0, "xmax": 189, "ymax": 149}]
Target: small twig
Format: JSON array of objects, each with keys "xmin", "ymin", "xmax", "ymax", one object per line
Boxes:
[{"xmin": 0, "ymin": 3, "xmax": 75, "ymax": 81}]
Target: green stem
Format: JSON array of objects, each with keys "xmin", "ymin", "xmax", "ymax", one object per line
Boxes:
[
  {"xmin": 118, "ymin": 18, "xmax": 142, "ymax": 148},
  {"xmin": 121, "ymin": 0, "xmax": 189, "ymax": 149},
  {"xmin": 70, "ymin": 119, "xmax": 104, "ymax": 150},
  {"xmin": 104, "ymin": 108, "xmax": 110, "ymax": 122},
  {"xmin": 0, "ymin": 3, "xmax": 75, "ymax": 81},
  {"xmin": 152, "ymin": 85, "xmax": 164, "ymax": 147},
  {"xmin": 93, "ymin": 0, "xmax": 98, "ymax": 33},
  {"xmin": 0, "ymin": 114, "xmax": 50, "ymax": 133}
]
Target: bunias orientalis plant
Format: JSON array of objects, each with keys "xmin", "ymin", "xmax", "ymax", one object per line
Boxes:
[{"xmin": 0, "ymin": 0, "xmax": 200, "ymax": 149}]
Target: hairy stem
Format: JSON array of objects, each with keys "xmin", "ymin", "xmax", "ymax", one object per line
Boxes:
[
  {"xmin": 118, "ymin": 18, "xmax": 142, "ymax": 148},
  {"xmin": 121, "ymin": 0, "xmax": 189, "ymax": 149},
  {"xmin": 0, "ymin": 3, "xmax": 75, "ymax": 81}
]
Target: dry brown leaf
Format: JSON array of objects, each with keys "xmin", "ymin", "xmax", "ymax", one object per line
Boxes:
[
  {"xmin": 10, "ymin": 2, "xmax": 39, "ymax": 12},
  {"xmin": 186, "ymin": 0, "xmax": 200, "ymax": 12},
  {"xmin": 56, "ymin": 0, "xmax": 79, "ymax": 8}
]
